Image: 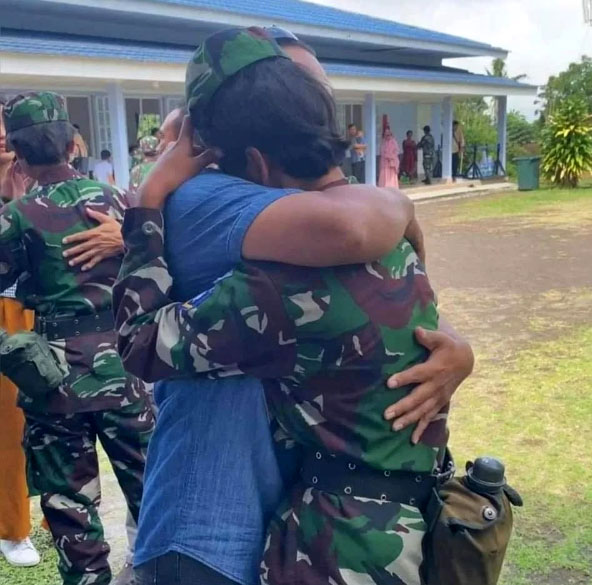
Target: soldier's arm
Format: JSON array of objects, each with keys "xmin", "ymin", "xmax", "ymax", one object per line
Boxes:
[
  {"xmin": 113, "ymin": 207, "xmax": 296, "ymax": 383},
  {"xmin": 0, "ymin": 203, "xmax": 26, "ymax": 291}
]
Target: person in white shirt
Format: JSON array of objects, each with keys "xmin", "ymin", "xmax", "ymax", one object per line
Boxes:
[{"xmin": 93, "ymin": 150, "xmax": 115, "ymax": 185}]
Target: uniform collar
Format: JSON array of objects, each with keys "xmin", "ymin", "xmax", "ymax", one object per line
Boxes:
[{"xmin": 36, "ymin": 164, "xmax": 81, "ymax": 186}]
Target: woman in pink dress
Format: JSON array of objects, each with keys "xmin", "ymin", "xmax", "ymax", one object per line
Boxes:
[
  {"xmin": 400, "ymin": 130, "xmax": 418, "ymax": 180},
  {"xmin": 378, "ymin": 123, "xmax": 400, "ymax": 188}
]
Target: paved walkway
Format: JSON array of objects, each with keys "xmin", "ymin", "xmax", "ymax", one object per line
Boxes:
[{"xmin": 402, "ymin": 178, "xmax": 517, "ymax": 202}]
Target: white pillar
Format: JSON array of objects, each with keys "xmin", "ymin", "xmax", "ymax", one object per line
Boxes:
[
  {"xmin": 363, "ymin": 93, "xmax": 377, "ymax": 186},
  {"xmin": 497, "ymin": 96, "xmax": 508, "ymax": 173},
  {"xmin": 106, "ymin": 83, "xmax": 129, "ymax": 190},
  {"xmin": 441, "ymin": 97, "xmax": 453, "ymax": 182},
  {"xmin": 430, "ymin": 103, "xmax": 442, "ymax": 149}
]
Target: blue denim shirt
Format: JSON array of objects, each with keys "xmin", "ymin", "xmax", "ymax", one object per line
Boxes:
[{"xmin": 134, "ymin": 171, "xmax": 298, "ymax": 585}]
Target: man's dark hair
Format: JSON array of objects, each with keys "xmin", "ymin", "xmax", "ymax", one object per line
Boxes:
[
  {"xmin": 151, "ymin": 127, "xmax": 159, "ymax": 137},
  {"xmin": 453, "ymin": 120, "xmax": 459, "ymax": 126},
  {"xmin": 100, "ymin": 149, "xmax": 111, "ymax": 160},
  {"xmin": 348, "ymin": 124, "xmax": 356, "ymax": 130},
  {"xmin": 73, "ymin": 123, "xmax": 80, "ymax": 131},
  {"xmin": 406, "ymin": 130, "xmax": 413, "ymax": 136},
  {"xmin": 192, "ymin": 58, "xmax": 348, "ymax": 180},
  {"xmin": 8, "ymin": 121, "xmax": 74, "ymax": 166},
  {"xmin": 423, "ymin": 125, "xmax": 431, "ymax": 133}
]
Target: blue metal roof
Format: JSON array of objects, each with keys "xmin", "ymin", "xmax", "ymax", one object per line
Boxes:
[
  {"xmin": 144, "ymin": 0, "xmax": 504, "ymax": 55},
  {"xmin": 324, "ymin": 62, "xmax": 536, "ymax": 90},
  {"xmin": 0, "ymin": 32, "xmax": 532, "ymax": 91}
]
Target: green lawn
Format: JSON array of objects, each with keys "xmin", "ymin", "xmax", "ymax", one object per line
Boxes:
[
  {"xmin": 451, "ymin": 182, "xmax": 592, "ymax": 223},
  {"xmin": 450, "ymin": 326, "xmax": 592, "ymax": 585}
]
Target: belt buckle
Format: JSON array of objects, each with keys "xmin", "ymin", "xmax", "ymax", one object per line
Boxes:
[{"xmin": 435, "ymin": 461, "xmax": 456, "ymax": 484}]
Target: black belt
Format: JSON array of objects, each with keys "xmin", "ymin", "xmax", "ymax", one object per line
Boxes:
[
  {"xmin": 301, "ymin": 450, "xmax": 454, "ymax": 512},
  {"xmin": 34, "ymin": 310, "xmax": 115, "ymax": 341}
]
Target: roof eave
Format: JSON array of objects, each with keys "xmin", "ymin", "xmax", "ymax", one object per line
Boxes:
[{"xmin": 32, "ymin": 0, "xmax": 508, "ymax": 59}]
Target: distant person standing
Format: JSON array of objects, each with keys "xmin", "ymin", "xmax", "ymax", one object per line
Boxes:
[
  {"xmin": 93, "ymin": 149, "xmax": 115, "ymax": 185},
  {"xmin": 347, "ymin": 123, "xmax": 367, "ymax": 183},
  {"xmin": 452, "ymin": 120, "xmax": 465, "ymax": 179},
  {"xmin": 417, "ymin": 125, "xmax": 436, "ymax": 185},
  {"xmin": 70, "ymin": 124, "xmax": 89, "ymax": 174},
  {"xmin": 401, "ymin": 130, "xmax": 418, "ymax": 181},
  {"xmin": 129, "ymin": 135, "xmax": 159, "ymax": 197},
  {"xmin": 378, "ymin": 121, "xmax": 400, "ymax": 188}
]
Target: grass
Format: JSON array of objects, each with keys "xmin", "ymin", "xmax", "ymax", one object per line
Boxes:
[
  {"xmin": 450, "ymin": 326, "xmax": 592, "ymax": 585},
  {"xmin": 450, "ymin": 182, "xmax": 592, "ymax": 224}
]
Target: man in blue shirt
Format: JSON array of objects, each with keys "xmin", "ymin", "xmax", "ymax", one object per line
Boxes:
[{"xmin": 131, "ymin": 29, "xmax": 473, "ymax": 585}]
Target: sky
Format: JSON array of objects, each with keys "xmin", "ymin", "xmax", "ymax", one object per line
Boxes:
[{"xmin": 312, "ymin": 0, "xmax": 592, "ymax": 119}]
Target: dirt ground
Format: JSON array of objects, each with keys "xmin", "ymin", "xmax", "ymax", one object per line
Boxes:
[{"xmin": 97, "ymin": 193, "xmax": 592, "ymax": 575}]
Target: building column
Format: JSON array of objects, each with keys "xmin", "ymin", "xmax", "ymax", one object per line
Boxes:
[
  {"xmin": 497, "ymin": 96, "xmax": 508, "ymax": 173},
  {"xmin": 430, "ymin": 102, "xmax": 442, "ymax": 148},
  {"xmin": 363, "ymin": 93, "xmax": 377, "ymax": 186},
  {"xmin": 106, "ymin": 83, "xmax": 129, "ymax": 190},
  {"xmin": 441, "ymin": 97, "xmax": 453, "ymax": 182}
]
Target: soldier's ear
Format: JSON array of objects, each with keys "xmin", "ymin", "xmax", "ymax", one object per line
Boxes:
[{"xmin": 245, "ymin": 147, "xmax": 271, "ymax": 186}]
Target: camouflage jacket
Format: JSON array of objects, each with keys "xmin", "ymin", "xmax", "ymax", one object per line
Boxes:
[
  {"xmin": 115, "ymin": 208, "xmax": 448, "ymax": 470},
  {"xmin": 418, "ymin": 134, "xmax": 436, "ymax": 158},
  {"xmin": 114, "ymin": 207, "xmax": 449, "ymax": 585},
  {"xmin": 0, "ymin": 165, "xmax": 143, "ymax": 413}
]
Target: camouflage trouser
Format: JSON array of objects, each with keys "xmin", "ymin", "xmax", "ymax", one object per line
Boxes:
[
  {"xmin": 24, "ymin": 398, "xmax": 155, "ymax": 585},
  {"xmin": 261, "ymin": 485, "xmax": 427, "ymax": 585},
  {"xmin": 423, "ymin": 157, "xmax": 434, "ymax": 183}
]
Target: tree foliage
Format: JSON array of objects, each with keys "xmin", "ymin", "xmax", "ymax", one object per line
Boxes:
[
  {"xmin": 541, "ymin": 97, "xmax": 592, "ymax": 187},
  {"xmin": 539, "ymin": 56, "xmax": 592, "ymax": 119},
  {"xmin": 486, "ymin": 57, "xmax": 527, "ymax": 82}
]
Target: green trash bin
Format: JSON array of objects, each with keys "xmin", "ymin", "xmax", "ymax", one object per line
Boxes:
[{"xmin": 514, "ymin": 156, "xmax": 541, "ymax": 191}]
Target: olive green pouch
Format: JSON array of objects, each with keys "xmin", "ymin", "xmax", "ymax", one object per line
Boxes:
[
  {"xmin": 0, "ymin": 330, "xmax": 64, "ymax": 398},
  {"xmin": 423, "ymin": 462, "xmax": 523, "ymax": 585}
]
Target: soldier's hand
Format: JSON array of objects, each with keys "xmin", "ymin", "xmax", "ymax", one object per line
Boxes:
[
  {"xmin": 138, "ymin": 116, "xmax": 220, "ymax": 209},
  {"xmin": 62, "ymin": 209, "xmax": 124, "ymax": 271},
  {"xmin": 383, "ymin": 327, "xmax": 474, "ymax": 444}
]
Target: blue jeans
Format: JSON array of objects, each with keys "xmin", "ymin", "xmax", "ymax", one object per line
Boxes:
[{"xmin": 136, "ymin": 552, "xmax": 240, "ymax": 585}]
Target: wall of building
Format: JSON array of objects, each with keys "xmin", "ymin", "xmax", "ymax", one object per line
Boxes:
[{"xmin": 376, "ymin": 102, "xmax": 418, "ymax": 148}]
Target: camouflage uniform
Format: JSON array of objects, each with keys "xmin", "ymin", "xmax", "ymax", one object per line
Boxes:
[
  {"xmin": 1, "ymin": 92, "xmax": 154, "ymax": 585},
  {"xmin": 129, "ymin": 135, "xmax": 159, "ymax": 193},
  {"xmin": 114, "ymin": 203, "xmax": 448, "ymax": 585},
  {"xmin": 417, "ymin": 133, "xmax": 435, "ymax": 184}
]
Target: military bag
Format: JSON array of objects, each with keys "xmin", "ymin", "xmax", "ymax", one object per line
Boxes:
[
  {"xmin": 0, "ymin": 329, "xmax": 64, "ymax": 398},
  {"xmin": 423, "ymin": 456, "xmax": 523, "ymax": 585}
]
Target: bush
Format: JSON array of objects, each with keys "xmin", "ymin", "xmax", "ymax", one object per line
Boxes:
[{"xmin": 541, "ymin": 97, "xmax": 592, "ymax": 187}]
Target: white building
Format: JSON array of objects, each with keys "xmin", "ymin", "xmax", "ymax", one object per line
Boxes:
[{"xmin": 0, "ymin": 0, "xmax": 536, "ymax": 188}]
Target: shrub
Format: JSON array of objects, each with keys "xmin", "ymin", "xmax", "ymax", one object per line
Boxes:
[{"xmin": 541, "ymin": 97, "xmax": 592, "ymax": 187}]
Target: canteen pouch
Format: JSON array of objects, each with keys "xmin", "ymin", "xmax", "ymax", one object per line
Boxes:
[
  {"xmin": 0, "ymin": 330, "xmax": 64, "ymax": 399},
  {"xmin": 423, "ymin": 464, "xmax": 523, "ymax": 585}
]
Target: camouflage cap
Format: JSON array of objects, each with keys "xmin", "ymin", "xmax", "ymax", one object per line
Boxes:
[
  {"xmin": 185, "ymin": 27, "xmax": 289, "ymax": 113},
  {"xmin": 139, "ymin": 135, "xmax": 159, "ymax": 154},
  {"xmin": 3, "ymin": 92, "xmax": 69, "ymax": 134}
]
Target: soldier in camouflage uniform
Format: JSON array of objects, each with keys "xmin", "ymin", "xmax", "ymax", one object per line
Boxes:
[
  {"xmin": 129, "ymin": 135, "xmax": 159, "ymax": 194},
  {"xmin": 114, "ymin": 29, "xmax": 451, "ymax": 585},
  {"xmin": 417, "ymin": 126, "xmax": 436, "ymax": 185},
  {"xmin": 0, "ymin": 92, "xmax": 154, "ymax": 585}
]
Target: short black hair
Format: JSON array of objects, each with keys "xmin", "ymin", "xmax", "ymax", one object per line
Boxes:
[
  {"xmin": 151, "ymin": 127, "xmax": 160, "ymax": 136},
  {"xmin": 100, "ymin": 149, "xmax": 111, "ymax": 160},
  {"xmin": 73, "ymin": 123, "xmax": 80, "ymax": 131},
  {"xmin": 192, "ymin": 58, "xmax": 348, "ymax": 181},
  {"xmin": 453, "ymin": 120, "xmax": 459, "ymax": 125},
  {"xmin": 348, "ymin": 123, "xmax": 356, "ymax": 130},
  {"xmin": 406, "ymin": 130, "xmax": 413, "ymax": 136},
  {"xmin": 8, "ymin": 121, "xmax": 74, "ymax": 166},
  {"xmin": 423, "ymin": 125, "xmax": 431, "ymax": 133}
]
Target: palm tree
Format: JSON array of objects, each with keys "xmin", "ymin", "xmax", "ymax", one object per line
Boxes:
[{"xmin": 487, "ymin": 58, "xmax": 527, "ymax": 82}]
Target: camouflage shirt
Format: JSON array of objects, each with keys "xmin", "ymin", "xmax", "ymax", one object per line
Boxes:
[
  {"xmin": 0, "ymin": 165, "xmax": 143, "ymax": 413},
  {"xmin": 418, "ymin": 134, "xmax": 436, "ymax": 158},
  {"xmin": 114, "ymin": 207, "xmax": 448, "ymax": 585}
]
